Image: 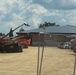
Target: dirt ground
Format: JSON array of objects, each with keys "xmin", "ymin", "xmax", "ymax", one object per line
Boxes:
[{"xmin": 0, "ymin": 46, "xmax": 75, "ymax": 75}]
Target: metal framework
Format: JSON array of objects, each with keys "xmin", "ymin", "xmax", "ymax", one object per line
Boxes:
[{"xmin": 37, "ymin": 32, "xmax": 76, "ymax": 75}]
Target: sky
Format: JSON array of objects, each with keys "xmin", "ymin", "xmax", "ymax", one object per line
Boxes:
[{"xmin": 0, "ymin": 0, "xmax": 76, "ymax": 34}]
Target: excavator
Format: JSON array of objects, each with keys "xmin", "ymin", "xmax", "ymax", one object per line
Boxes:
[{"xmin": 0, "ymin": 23, "xmax": 30, "ymax": 53}]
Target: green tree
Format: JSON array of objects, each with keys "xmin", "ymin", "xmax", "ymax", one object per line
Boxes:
[{"xmin": 39, "ymin": 22, "xmax": 59, "ymax": 28}]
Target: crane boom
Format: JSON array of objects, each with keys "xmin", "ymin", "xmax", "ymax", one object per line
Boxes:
[{"xmin": 0, "ymin": 23, "xmax": 30, "ymax": 41}]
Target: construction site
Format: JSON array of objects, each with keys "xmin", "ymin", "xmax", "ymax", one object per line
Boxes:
[
  {"xmin": 0, "ymin": 24, "xmax": 76, "ymax": 75},
  {"xmin": 0, "ymin": 0, "xmax": 76, "ymax": 75},
  {"xmin": 0, "ymin": 46, "xmax": 75, "ymax": 75}
]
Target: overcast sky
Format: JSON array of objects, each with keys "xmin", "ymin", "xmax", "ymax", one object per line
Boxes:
[{"xmin": 0, "ymin": 0, "xmax": 76, "ymax": 34}]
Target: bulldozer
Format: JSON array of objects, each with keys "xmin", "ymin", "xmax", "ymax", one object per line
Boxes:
[{"xmin": 0, "ymin": 23, "xmax": 30, "ymax": 53}]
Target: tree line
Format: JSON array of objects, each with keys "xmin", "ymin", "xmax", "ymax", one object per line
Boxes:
[{"xmin": 39, "ymin": 22, "xmax": 59, "ymax": 28}]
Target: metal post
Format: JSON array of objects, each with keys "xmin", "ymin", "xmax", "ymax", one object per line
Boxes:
[
  {"xmin": 37, "ymin": 33, "xmax": 40, "ymax": 75},
  {"xmin": 39, "ymin": 33, "xmax": 45, "ymax": 75},
  {"xmin": 37, "ymin": 29, "xmax": 45, "ymax": 75},
  {"xmin": 39, "ymin": 45, "xmax": 44, "ymax": 75},
  {"xmin": 73, "ymin": 36, "xmax": 76, "ymax": 75},
  {"xmin": 73, "ymin": 53, "xmax": 76, "ymax": 75}
]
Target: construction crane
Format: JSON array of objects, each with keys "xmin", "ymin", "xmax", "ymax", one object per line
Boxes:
[{"xmin": 0, "ymin": 23, "xmax": 30, "ymax": 53}]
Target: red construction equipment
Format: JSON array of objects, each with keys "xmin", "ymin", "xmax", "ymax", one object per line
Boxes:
[
  {"xmin": 11, "ymin": 35, "xmax": 30, "ymax": 48},
  {"xmin": 0, "ymin": 23, "xmax": 30, "ymax": 53}
]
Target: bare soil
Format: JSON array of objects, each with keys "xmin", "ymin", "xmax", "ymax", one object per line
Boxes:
[{"xmin": 0, "ymin": 46, "xmax": 75, "ymax": 75}]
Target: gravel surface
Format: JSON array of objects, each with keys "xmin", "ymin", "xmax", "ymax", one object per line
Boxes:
[{"xmin": 0, "ymin": 46, "xmax": 75, "ymax": 75}]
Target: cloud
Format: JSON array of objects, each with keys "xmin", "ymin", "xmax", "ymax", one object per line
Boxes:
[
  {"xmin": 44, "ymin": 0, "xmax": 52, "ymax": 3},
  {"xmin": 0, "ymin": 0, "xmax": 76, "ymax": 34},
  {"xmin": 66, "ymin": 10, "xmax": 76, "ymax": 25},
  {"xmin": 33, "ymin": 0, "xmax": 76, "ymax": 10},
  {"xmin": 0, "ymin": 0, "xmax": 33, "ymax": 33},
  {"xmin": 56, "ymin": 10, "xmax": 76, "ymax": 26},
  {"xmin": 28, "ymin": 4, "xmax": 48, "ymax": 15},
  {"xmin": 25, "ymin": 4, "xmax": 62, "ymax": 27},
  {"xmin": 59, "ymin": 18, "xmax": 66, "ymax": 23}
]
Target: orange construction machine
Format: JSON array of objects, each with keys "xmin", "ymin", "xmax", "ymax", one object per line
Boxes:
[
  {"xmin": 0, "ymin": 23, "xmax": 30, "ymax": 53},
  {"xmin": 11, "ymin": 35, "xmax": 30, "ymax": 48}
]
